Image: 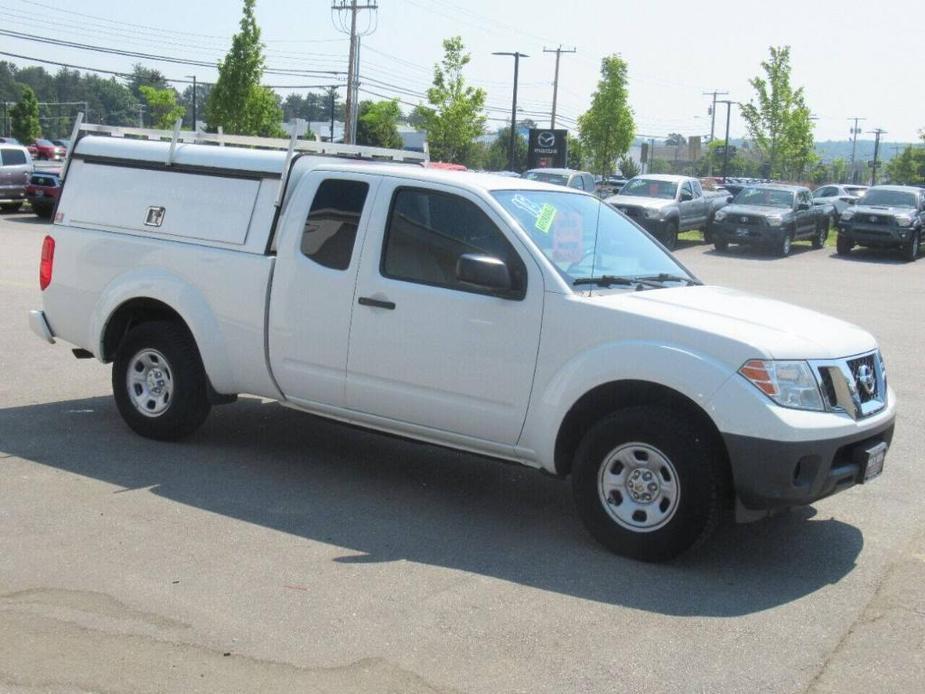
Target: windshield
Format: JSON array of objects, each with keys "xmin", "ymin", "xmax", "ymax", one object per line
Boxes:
[
  {"xmin": 860, "ymin": 189, "xmax": 917, "ymax": 208},
  {"xmin": 619, "ymin": 178, "xmax": 678, "ymax": 199},
  {"xmin": 492, "ymin": 190, "xmax": 693, "ymax": 288},
  {"xmin": 523, "ymin": 171, "xmax": 569, "ymax": 186},
  {"xmin": 733, "ymin": 187, "xmax": 794, "ymax": 208}
]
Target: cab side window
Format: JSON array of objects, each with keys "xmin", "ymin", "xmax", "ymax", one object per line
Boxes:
[
  {"xmin": 691, "ymin": 180, "xmax": 703, "ymax": 198},
  {"xmin": 301, "ymin": 179, "xmax": 369, "ymax": 270},
  {"xmin": 382, "ymin": 188, "xmax": 526, "ymax": 298},
  {"xmin": 1, "ymin": 148, "xmax": 27, "ymax": 165}
]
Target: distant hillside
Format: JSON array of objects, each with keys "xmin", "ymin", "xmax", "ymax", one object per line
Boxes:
[{"xmin": 814, "ymin": 140, "xmax": 916, "ymax": 163}]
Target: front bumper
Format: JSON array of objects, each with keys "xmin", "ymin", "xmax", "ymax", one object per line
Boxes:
[
  {"xmin": 724, "ymin": 416, "xmax": 895, "ymax": 517},
  {"xmin": 710, "ymin": 220, "xmax": 786, "ymax": 245},
  {"xmin": 29, "ymin": 309, "xmax": 55, "ymax": 344},
  {"xmin": 839, "ymin": 222, "xmax": 909, "ymax": 247}
]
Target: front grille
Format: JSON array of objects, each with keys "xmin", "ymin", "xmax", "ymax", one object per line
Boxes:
[
  {"xmin": 733, "ymin": 215, "xmax": 764, "ymax": 226},
  {"xmin": 847, "ymin": 354, "xmax": 879, "ymax": 403},
  {"xmin": 617, "ymin": 206, "xmax": 642, "ymax": 219},
  {"xmin": 864, "ymin": 214, "xmax": 893, "ymax": 225}
]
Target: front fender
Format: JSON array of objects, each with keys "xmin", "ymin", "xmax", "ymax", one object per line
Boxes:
[
  {"xmin": 519, "ymin": 340, "xmax": 736, "ymax": 473},
  {"xmin": 89, "ymin": 268, "xmax": 235, "ymax": 394}
]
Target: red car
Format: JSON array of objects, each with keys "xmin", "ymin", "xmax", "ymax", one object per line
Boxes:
[
  {"xmin": 28, "ymin": 139, "xmax": 67, "ymax": 161},
  {"xmin": 25, "ymin": 169, "xmax": 62, "ymax": 219}
]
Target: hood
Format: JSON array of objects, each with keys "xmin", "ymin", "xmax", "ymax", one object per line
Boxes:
[
  {"xmin": 851, "ymin": 204, "xmax": 918, "ymax": 217},
  {"xmin": 607, "ymin": 194, "xmax": 675, "ymax": 210},
  {"xmin": 587, "ymin": 285, "xmax": 876, "ymax": 361},
  {"xmin": 720, "ymin": 203, "xmax": 793, "ymax": 217}
]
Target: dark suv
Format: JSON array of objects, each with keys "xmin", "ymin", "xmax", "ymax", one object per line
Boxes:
[{"xmin": 837, "ymin": 185, "xmax": 925, "ymax": 261}]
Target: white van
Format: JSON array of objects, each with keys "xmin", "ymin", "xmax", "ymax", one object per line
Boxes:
[{"xmin": 30, "ymin": 119, "xmax": 896, "ymax": 561}]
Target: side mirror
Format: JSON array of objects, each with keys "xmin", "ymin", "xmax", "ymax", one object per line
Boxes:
[
  {"xmin": 726, "ymin": 195, "xmax": 733, "ymax": 203},
  {"xmin": 456, "ymin": 254, "xmax": 512, "ymax": 292},
  {"xmin": 798, "ymin": 202, "xmax": 811, "ymax": 210},
  {"xmin": 680, "ymin": 190, "xmax": 693, "ymax": 202}
]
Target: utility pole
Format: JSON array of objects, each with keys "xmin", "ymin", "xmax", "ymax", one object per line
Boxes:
[
  {"xmin": 332, "ymin": 1, "xmax": 378, "ymax": 144},
  {"xmin": 717, "ymin": 99, "xmax": 737, "ymax": 182},
  {"xmin": 493, "ymin": 51, "xmax": 529, "ymax": 171},
  {"xmin": 185, "ymin": 75, "xmax": 197, "ymax": 129},
  {"xmin": 702, "ymin": 90, "xmax": 728, "ymax": 176},
  {"xmin": 329, "ymin": 87, "xmax": 337, "ymax": 142},
  {"xmin": 543, "ymin": 45, "xmax": 575, "ymax": 129},
  {"xmin": 869, "ymin": 128, "xmax": 886, "ymax": 185},
  {"xmin": 848, "ymin": 116, "xmax": 865, "ymax": 183}
]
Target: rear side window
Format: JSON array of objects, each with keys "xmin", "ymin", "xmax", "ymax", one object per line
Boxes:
[
  {"xmin": 382, "ymin": 188, "xmax": 526, "ymax": 298},
  {"xmin": 1, "ymin": 148, "xmax": 27, "ymax": 165},
  {"xmin": 301, "ymin": 179, "xmax": 369, "ymax": 270}
]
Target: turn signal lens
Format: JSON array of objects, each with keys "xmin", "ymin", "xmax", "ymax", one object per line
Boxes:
[
  {"xmin": 39, "ymin": 235, "xmax": 55, "ymax": 290},
  {"xmin": 739, "ymin": 359, "xmax": 825, "ymax": 411}
]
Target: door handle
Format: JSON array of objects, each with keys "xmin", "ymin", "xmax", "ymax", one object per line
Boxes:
[{"xmin": 358, "ymin": 296, "xmax": 396, "ymax": 310}]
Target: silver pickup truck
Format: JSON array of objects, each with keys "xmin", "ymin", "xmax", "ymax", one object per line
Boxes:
[{"xmin": 606, "ymin": 174, "xmax": 731, "ymax": 249}]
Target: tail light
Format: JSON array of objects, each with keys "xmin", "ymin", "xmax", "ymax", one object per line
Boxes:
[{"xmin": 39, "ymin": 235, "xmax": 55, "ymax": 290}]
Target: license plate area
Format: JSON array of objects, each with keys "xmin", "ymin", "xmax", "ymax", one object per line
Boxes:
[
  {"xmin": 736, "ymin": 227, "xmax": 749, "ymax": 237},
  {"xmin": 860, "ymin": 441, "xmax": 887, "ymax": 482}
]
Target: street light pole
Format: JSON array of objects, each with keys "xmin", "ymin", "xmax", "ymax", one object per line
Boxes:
[
  {"xmin": 185, "ymin": 75, "xmax": 197, "ymax": 129},
  {"xmin": 717, "ymin": 99, "xmax": 737, "ymax": 182},
  {"xmin": 493, "ymin": 51, "xmax": 529, "ymax": 172}
]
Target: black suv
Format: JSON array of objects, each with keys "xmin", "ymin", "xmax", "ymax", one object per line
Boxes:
[
  {"xmin": 837, "ymin": 185, "xmax": 925, "ymax": 261},
  {"xmin": 708, "ymin": 184, "xmax": 829, "ymax": 257}
]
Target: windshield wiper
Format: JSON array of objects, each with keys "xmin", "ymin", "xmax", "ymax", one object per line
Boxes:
[
  {"xmin": 634, "ymin": 273, "xmax": 702, "ymax": 286},
  {"xmin": 573, "ymin": 275, "xmax": 664, "ymax": 289}
]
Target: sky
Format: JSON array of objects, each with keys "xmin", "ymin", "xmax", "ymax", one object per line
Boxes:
[{"xmin": 2, "ymin": 0, "xmax": 923, "ymax": 145}]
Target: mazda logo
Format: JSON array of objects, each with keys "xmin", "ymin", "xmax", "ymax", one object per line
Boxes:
[
  {"xmin": 856, "ymin": 364, "xmax": 876, "ymax": 396},
  {"xmin": 537, "ymin": 132, "xmax": 556, "ymax": 148},
  {"xmin": 741, "ymin": 216, "xmax": 748, "ymax": 223},
  {"xmin": 869, "ymin": 215, "xmax": 878, "ymax": 223}
]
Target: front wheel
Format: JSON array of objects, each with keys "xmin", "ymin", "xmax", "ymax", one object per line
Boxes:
[
  {"xmin": 112, "ymin": 321, "xmax": 211, "ymax": 441},
  {"xmin": 571, "ymin": 406, "xmax": 726, "ymax": 562},
  {"xmin": 713, "ymin": 237, "xmax": 728, "ymax": 252},
  {"xmin": 903, "ymin": 230, "xmax": 921, "ymax": 262},
  {"xmin": 663, "ymin": 221, "xmax": 679, "ymax": 251},
  {"xmin": 836, "ymin": 234, "xmax": 853, "ymax": 256},
  {"xmin": 776, "ymin": 232, "xmax": 793, "ymax": 257}
]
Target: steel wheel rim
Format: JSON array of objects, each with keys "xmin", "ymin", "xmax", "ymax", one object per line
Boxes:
[
  {"xmin": 783, "ymin": 235, "xmax": 791, "ymax": 254},
  {"xmin": 597, "ymin": 443, "xmax": 681, "ymax": 533},
  {"xmin": 126, "ymin": 348, "xmax": 173, "ymax": 418}
]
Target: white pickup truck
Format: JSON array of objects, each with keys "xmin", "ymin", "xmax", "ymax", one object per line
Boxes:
[{"xmin": 30, "ymin": 120, "xmax": 896, "ymax": 561}]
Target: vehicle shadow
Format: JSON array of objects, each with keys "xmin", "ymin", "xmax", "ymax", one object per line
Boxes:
[
  {"xmin": 827, "ymin": 248, "xmax": 907, "ymax": 266},
  {"xmin": 3, "ymin": 213, "xmax": 48, "ymax": 225},
  {"xmin": 0, "ymin": 395, "xmax": 864, "ymax": 617},
  {"xmin": 705, "ymin": 244, "xmax": 818, "ymax": 261}
]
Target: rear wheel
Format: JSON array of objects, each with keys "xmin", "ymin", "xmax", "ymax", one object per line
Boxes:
[
  {"xmin": 811, "ymin": 221, "xmax": 828, "ymax": 249},
  {"xmin": 112, "ymin": 321, "xmax": 211, "ymax": 440},
  {"xmin": 713, "ymin": 237, "xmax": 728, "ymax": 252},
  {"xmin": 836, "ymin": 234, "xmax": 853, "ymax": 256},
  {"xmin": 571, "ymin": 406, "xmax": 726, "ymax": 562},
  {"xmin": 903, "ymin": 230, "xmax": 921, "ymax": 262}
]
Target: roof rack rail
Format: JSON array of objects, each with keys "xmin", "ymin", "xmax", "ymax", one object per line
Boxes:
[{"xmin": 67, "ymin": 115, "xmax": 428, "ymax": 164}]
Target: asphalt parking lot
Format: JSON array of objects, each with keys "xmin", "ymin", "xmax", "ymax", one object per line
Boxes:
[{"xmin": 1, "ymin": 210, "xmax": 923, "ymax": 693}]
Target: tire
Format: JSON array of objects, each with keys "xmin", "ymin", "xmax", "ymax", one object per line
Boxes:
[
  {"xmin": 811, "ymin": 221, "xmax": 828, "ymax": 249},
  {"xmin": 713, "ymin": 237, "xmax": 728, "ymax": 252},
  {"xmin": 571, "ymin": 406, "xmax": 726, "ymax": 562},
  {"xmin": 703, "ymin": 225, "xmax": 713, "ymax": 243},
  {"xmin": 663, "ymin": 220, "xmax": 679, "ymax": 251},
  {"xmin": 836, "ymin": 234, "xmax": 853, "ymax": 256},
  {"xmin": 776, "ymin": 231, "xmax": 793, "ymax": 257},
  {"xmin": 112, "ymin": 320, "xmax": 211, "ymax": 441},
  {"xmin": 903, "ymin": 230, "xmax": 920, "ymax": 262}
]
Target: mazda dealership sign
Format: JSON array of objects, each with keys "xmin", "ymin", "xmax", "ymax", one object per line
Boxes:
[{"xmin": 528, "ymin": 128, "xmax": 568, "ymax": 169}]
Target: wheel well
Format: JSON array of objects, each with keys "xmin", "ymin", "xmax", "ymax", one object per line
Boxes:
[
  {"xmin": 553, "ymin": 380, "xmax": 730, "ymax": 481},
  {"xmin": 101, "ymin": 298, "xmax": 188, "ymax": 362}
]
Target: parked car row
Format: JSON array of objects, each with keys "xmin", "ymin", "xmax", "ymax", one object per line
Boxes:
[{"xmin": 1, "ymin": 141, "xmax": 63, "ymax": 217}]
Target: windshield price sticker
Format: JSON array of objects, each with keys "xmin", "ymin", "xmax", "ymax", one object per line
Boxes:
[{"xmin": 535, "ymin": 203, "xmax": 558, "ymax": 234}]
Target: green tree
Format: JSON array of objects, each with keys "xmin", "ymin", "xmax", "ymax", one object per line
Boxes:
[
  {"xmin": 481, "ymin": 125, "xmax": 528, "ymax": 171},
  {"xmin": 665, "ymin": 133, "xmax": 686, "ymax": 146},
  {"xmin": 128, "ymin": 65, "xmax": 168, "ymax": 105},
  {"xmin": 139, "ymin": 85, "xmax": 185, "ymax": 130},
  {"xmin": 885, "ymin": 146, "xmax": 925, "ymax": 185},
  {"xmin": 567, "ymin": 133, "xmax": 585, "ymax": 170},
  {"xmin": 10, "ymin": 85, "xmax": 41, "ymax": 143},
  {"xmin": 740, "ymin": 46, "xmax": 815, "ymax": 180},
  {"xmin": 618, "ymin": 155, "xmax": 639, "ymax": 178},
  {"xmin": 830, "ymin": 157, "xmax": 848, "ymax": 184},
  {"xmin": 417, "ymin": 36, "xmax": 487, "ymax": 164},
  {"xmin": 206, "ymin": 0, "xmax": 284, "ymax": 137},
  {"xmin": 578, "ymin": 55, "xmax": 634, "ymax": 176},
  {"xmin": 356, "ymin": 99, "xmax": 403, "ymax": 149}
]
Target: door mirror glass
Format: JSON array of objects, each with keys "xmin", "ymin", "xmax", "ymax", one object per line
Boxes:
[
  {"xmin": 726, "ymin": 195, "xmax": 733, "ymax": 203},
  {"xmin": 680, "ymin": 189, "xmax": 693, "ymax": 202},
  {"xmin": 798, "ymin": 201, "xmax": 811, "ymax": 210},
  {"xmin": 456, "ymin": 254, "xmax": 511, "ymax": 292}
]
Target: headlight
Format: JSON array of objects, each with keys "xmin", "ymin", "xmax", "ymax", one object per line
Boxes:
[
  {"xmin": 644, "ymin": 208, "xmax": 661, "ymax": 219},
  {"xmin": 766, "ymin": 216, "xmax": 784, "ymax": 227},
  {"xmin": 739, "ymin": 360, "xmax": 825, "ymax": 411},
  {"xmin": 840, "ymin": 209, "xmax": 855, "ymax": 221},
  {"xmin": 896, "ymin": 216, "xmax": 914, "ymax": 227},
  {"xmin": 714, "ymin": 210, "xmax": 727, "ymax": 222}
]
